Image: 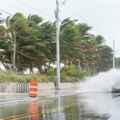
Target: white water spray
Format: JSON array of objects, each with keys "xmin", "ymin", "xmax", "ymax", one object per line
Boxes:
[{"xmin": 78, "ymin": 69, "xmax": 120, "ymax": 92}]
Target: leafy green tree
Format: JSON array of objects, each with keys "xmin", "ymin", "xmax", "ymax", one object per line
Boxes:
[
  {"xmin": 0, "ymin": 13, "xmax": 44, "ymax": 73},
  {"xmin": 95, "ymin": 45, "xmax": 113, "ymax": 72},
  {"xmin": 0, "ymin": 13, "xmax": 113, "ymax": 76}
]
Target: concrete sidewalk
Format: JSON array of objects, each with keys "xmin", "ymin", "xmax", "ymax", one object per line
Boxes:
[{"xmin": 0, "ymin": 89, "xmax": 78, "ymax": 103}]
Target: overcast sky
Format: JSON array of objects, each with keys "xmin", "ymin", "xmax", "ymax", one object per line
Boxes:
[{"xmin": 1, "ymin": 0, "xmax": 120, "ymax": 56}]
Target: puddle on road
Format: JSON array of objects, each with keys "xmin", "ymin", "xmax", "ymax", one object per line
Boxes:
[{"xmin": 0, "ymin": 93, "xmax": 120, "ymax": 120}]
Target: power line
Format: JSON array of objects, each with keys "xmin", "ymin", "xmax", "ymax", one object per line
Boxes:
[
  {"xmin": 0, "ymin": 17, "xmax": 6, "ymax": 20},
  {"xmin": 16, "ymin": 0, "xmax": 54, "ymax": 18},
  {"xmin": 0, "ymin": 17, "xmax": 6, "ymax": 22},
  {"xmin": 64, "ymin": 5, "xmax": 86, "ymax": 20},
  {"xmin": 0, "ymin": 9, "xmax": 13, "ymax": 16},
  {"xmin": 64, "ymin": 5, "xmax": 79, "ymax": 15}
]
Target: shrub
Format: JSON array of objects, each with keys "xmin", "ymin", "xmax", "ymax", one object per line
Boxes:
[{"xmin": 61, "ymin": 65, "xmax": 88, "ymax": 80}]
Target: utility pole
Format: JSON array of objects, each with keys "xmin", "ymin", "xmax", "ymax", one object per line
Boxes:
[
  {"xmin": 55, "ymin": 0, "xmax": 60, "ymax": 90},
  {"xmin": 113, "ymin": 40, "xmax": 115, "ymax": 68},
  {"xmin": 13, "ymin": 33, "xmax": 16, "ymax": 72}
]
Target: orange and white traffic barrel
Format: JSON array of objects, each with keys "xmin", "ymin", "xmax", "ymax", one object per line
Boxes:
[{"xmin": 29, "ymin": 80, "xmax": 38, "ymax": 97}]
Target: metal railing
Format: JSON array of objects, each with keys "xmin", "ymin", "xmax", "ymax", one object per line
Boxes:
[{"xmin": 17, "ymin": 82, "xmax": 29, "ymax": 93}]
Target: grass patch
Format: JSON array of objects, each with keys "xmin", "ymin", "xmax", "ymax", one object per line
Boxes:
[{"xmin": 0, "ymin": 65, "xmax": 89, "ymax": 82}]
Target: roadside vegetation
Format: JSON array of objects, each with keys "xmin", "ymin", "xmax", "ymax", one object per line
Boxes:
[
  {"xmin": 0, "ymin": 65, "xmax": 88, "ymax": 82},
  {"xmin": 0, "ymin": 12, "xmax": 118, "ymax": 82}
]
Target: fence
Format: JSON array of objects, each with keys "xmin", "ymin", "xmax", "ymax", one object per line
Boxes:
[{"xmin": 17, "ymin": 83, "xmax": 29, "ymax": 93}]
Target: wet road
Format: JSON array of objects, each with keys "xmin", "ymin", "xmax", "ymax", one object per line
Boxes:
[{"xmin": 0, "ymin": 92, "xmax": 120, "ymax": 120}]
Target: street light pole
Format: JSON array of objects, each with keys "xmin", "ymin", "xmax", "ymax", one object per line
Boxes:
[{"xmin": 55, "ymin": 0, "xmax": 60, "ymax": 90}]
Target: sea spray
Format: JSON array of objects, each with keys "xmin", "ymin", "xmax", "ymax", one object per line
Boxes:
[{"xmin": 78, "ymin": 69, "xmax": 120, "ymax": 92}]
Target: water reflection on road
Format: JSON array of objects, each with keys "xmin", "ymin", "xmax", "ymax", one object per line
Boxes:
[{"xmin": 0, "ymin": 92, "xmax": 120, "ymax": 120}]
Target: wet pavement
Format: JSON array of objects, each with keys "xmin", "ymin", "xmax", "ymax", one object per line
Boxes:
[{"xmin": 0, "ymin": 91, "xmax": 120, "ymax": 120}]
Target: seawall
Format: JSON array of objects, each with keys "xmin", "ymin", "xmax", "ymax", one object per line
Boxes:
[{"xmin": 0, "ymin": 82, "xmax": 80, "ymax": 93}]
